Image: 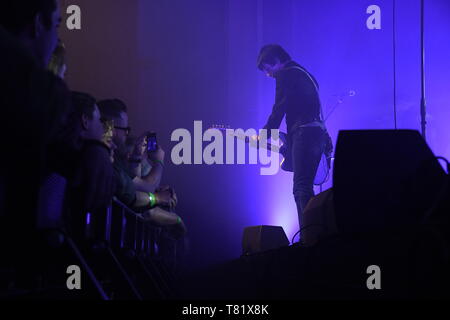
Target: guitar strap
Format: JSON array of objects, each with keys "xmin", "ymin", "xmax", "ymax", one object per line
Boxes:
[
  {"xmin": 284, "ymin": 65, "xmax": 334, "ymax": 165},
  {"xmin": 284, "ymin": 65, "xmax": 325, "ymax": 122}
]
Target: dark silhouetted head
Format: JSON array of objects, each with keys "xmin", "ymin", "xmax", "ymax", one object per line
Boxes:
[
  {"xmin": 257, "ymin": 44, "xmax": 292, "ymax": 77},
  {"xmin": 0, "ymin": 0, "xmax": 61, "ymax": 67}
]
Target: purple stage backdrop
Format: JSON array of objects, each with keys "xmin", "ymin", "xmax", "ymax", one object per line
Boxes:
[{"xmin": 61, "ymin": 0, "xmax": 450, "ymax": 269}]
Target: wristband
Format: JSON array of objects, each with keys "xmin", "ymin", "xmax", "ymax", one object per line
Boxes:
[
  {"xmin": 176, "ymin": 216, "xmax": 182, "ymax": 224},
  {"xmin": 148, "ymin": 192, "xmax": 157, "ymax": 207}
]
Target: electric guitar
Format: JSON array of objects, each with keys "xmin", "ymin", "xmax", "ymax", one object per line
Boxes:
[
  {"xmin": 210, "ymin": 124, "xmax": 293, "ymax": 172},
  {"xmin": 210, "ymin": 125, "xmax": 331, "ymax": 185}
]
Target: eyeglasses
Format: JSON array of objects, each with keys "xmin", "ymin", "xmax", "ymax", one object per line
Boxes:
[{"xmin": 114, "ymin": 126, "xmax": 131, "ymax": 135}]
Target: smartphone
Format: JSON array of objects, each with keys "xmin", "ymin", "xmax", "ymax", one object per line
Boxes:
[{"xmin": 147, "ymin": 132, "xmax": 158, "ymax": 152}]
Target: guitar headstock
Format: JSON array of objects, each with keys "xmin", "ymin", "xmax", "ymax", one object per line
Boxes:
[{"xmin": 209, "ymin": 124, "xmax": 231, "ymax": 131}]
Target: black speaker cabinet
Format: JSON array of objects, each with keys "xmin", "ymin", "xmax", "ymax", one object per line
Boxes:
[
  {"xmin": 242, "ymin": 225, "xmax": 290, "ymax": 255},
  {"xmin": 302, "ymin": 188, "xmax": 338, "ymax": 246},
  {"xmin": 333, "ymin": 130, "xmax": 447, "ymax": 234}
]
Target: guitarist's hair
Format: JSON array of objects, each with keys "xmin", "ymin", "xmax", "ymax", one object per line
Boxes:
[{"xmin": 257, "ymin": 44, "xmax": 291, "ymax": 71}]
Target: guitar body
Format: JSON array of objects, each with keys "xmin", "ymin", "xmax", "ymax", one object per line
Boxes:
[{"xmin": 210, "ymin": 125, "xmax": 330, "ymax": 185}]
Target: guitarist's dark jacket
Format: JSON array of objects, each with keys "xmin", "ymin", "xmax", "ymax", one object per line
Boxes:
[{"xmin": 263, "ymin": 61, "xmax": 322, "ymax": 136}]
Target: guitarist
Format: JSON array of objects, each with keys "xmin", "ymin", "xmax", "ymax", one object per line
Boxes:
[{"xmin": 256, "ymin": 44, "xmax": 333, "ymax": 240}]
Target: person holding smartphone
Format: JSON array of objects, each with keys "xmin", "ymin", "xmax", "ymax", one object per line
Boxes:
[
  {"xmin": 126, "ymin": 131, "xmax": 187, "ymax": 273},
  {"xmin": 97, "ymin": 99, "xmax": 185, "ymax": 235},
  {"xmin": 129, "ymin": 132, "xmax": 166, "ymax": 195}
]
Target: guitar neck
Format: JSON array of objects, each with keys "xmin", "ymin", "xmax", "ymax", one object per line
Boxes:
[
  {"xmin": 210, "ymin": 127, "xmax": 283, "ymax": 153},
  {"xmin": 233, "ymin": 134, "xmax": 280, "ymax": 153}
]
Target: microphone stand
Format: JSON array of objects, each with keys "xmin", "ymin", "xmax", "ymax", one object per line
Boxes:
[{"xmin": 420, "ymin": 0, "xmax": 427, "ymax": 140}]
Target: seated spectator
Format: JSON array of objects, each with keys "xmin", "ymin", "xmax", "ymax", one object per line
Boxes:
[
  {"xmin": 125, "ymin": 135, "xmax": 148, "ymax": 178},
  {"xmin": 49, "ymin": 91, "xmax": 115, "ymax": 237},
  {"xmin": 48, "ymin": 39, "xmax": 66, "ymax": 79},
  {"xmin": 70, "ymin": 91, "xmax": 105, "ymax": 141},
  {"xmin": 45, "ymin": 90, "xmax": 114, "ymax": 215},
  {"xmin": 125, "ymin": 136, "xmax": 148, "ymax": 178},
  {"xmin": 125, "ymin": 134, "xmax": 167, "ymax": 192},
  {"xmin": 98, "ymin": 99, "xmax": 187, "ymax": 273},
  {"xmin": 0, "ymin": 0, "xmax": 68, "ymax": 236},
  {"xmin": 1, "ymin": 0, "xmax": 114, "ymax": 218},
  {"xmin": 97, "ymin": 99, "xmax": 186, "ymax": 236},
  {"xmin": 0, "ymin": 0, "xmax": 72, "ymax": 288},
  {"xmin": 102, "ymin": 118, "xmax": 116, "ymax": 163}
]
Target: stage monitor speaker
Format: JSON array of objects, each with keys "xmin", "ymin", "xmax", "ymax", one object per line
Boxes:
[
  {"xmin": 302, "ymin": 188, "xmax": 338, "ymax": 246},
  {"xmin": 333, "ymin": 130, "xmax": 446, "ymax": 234},
  {"xmin": 242, "ymin": 225, "xmax": 289, "ymax": 255}
]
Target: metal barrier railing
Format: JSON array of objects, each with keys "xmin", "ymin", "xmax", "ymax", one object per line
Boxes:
[
  {"xmin": 81, "ymin": 198, "xmax": 172, "ymax": 299},
  {"xmin": 84, "ymin": 198, "xmax": 162, "ymax": 258}
]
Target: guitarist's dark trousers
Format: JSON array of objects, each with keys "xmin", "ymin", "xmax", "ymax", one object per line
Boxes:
[{"xmin": 291, "ymin": 126, "xmax": 327, "ymax": 235}]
